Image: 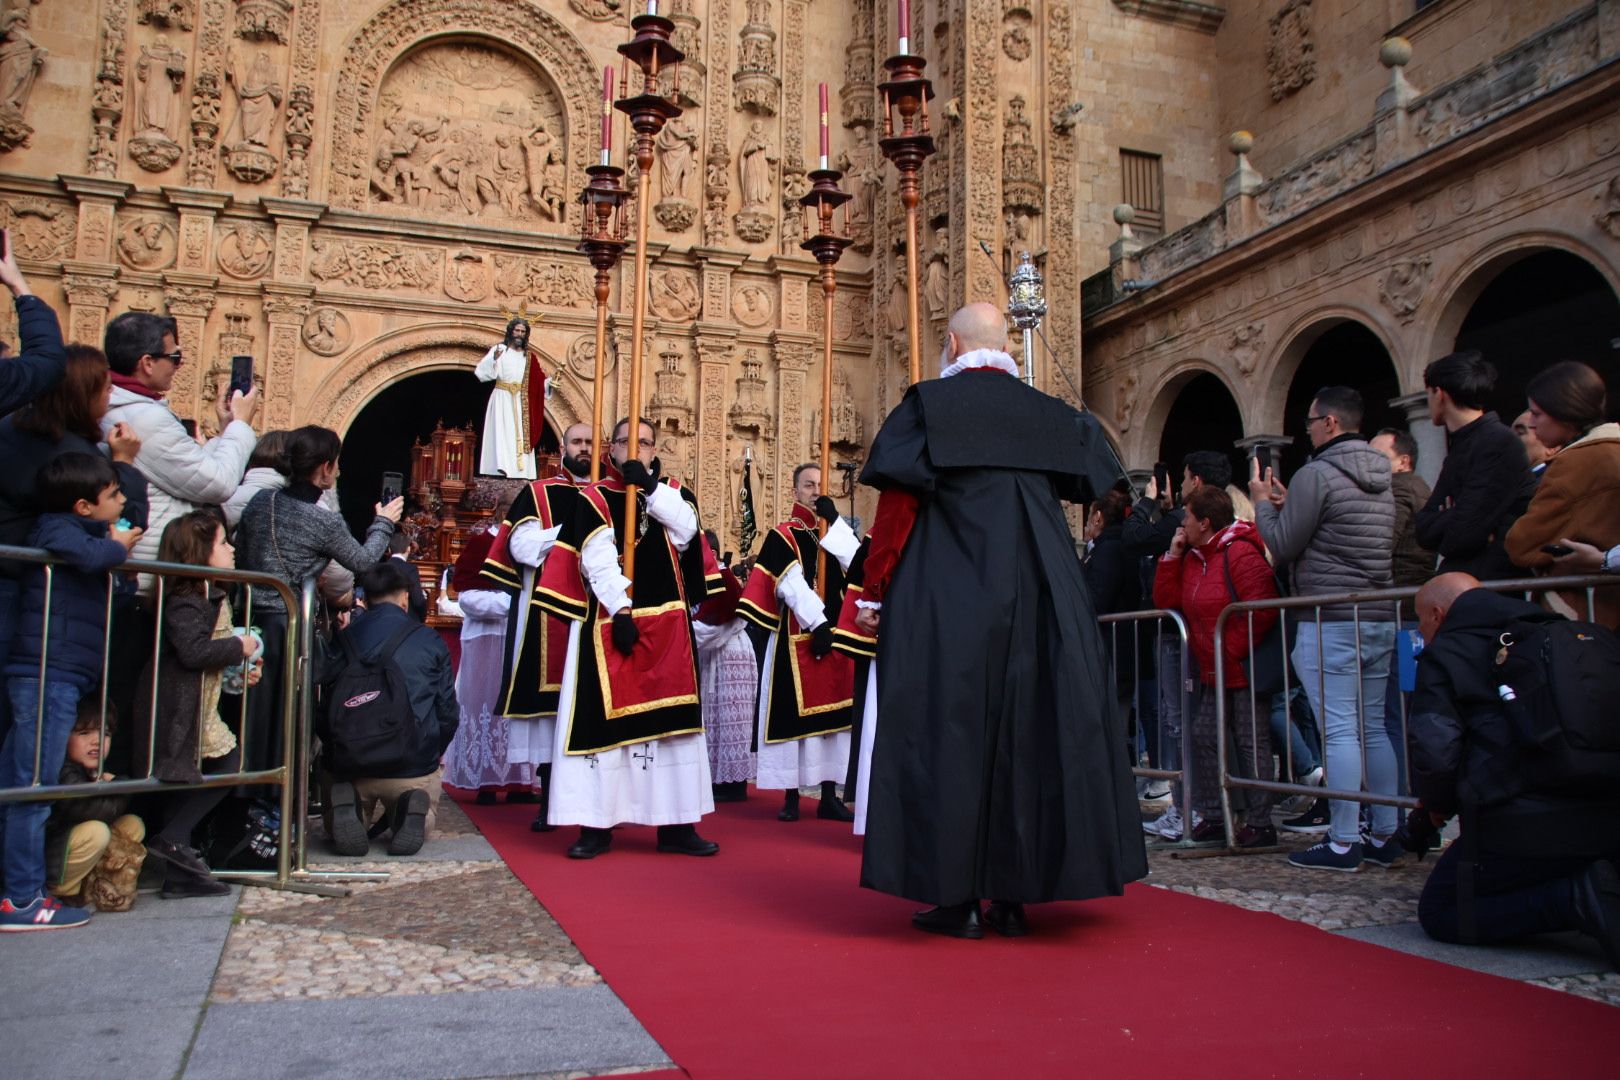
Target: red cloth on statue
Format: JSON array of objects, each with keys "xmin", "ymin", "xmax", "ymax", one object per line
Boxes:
[
  {"xmin": 451, "ymin": 526, "xmax": 498, "ymax": 594},
  {"xmin": 861, "ymin": 488, "xmax": 919, "ymax": 604},
  {"xmin": 525, "ymin": 351, "xmax": 548, "ymax": 454}
]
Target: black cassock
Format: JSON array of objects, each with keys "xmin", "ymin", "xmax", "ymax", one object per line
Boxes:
[{"xmin": 858, "ymin": 369, "xmax": 1148, "ymax": 906}]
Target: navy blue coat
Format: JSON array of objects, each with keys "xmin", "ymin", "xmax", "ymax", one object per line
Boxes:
[
  {"xmin": 7, "ymin": 513, "xmax": 134, "ymax": 686},
  {"xmin": 0, "ymin": 295, "xmax": 66, "ymax": 420}
]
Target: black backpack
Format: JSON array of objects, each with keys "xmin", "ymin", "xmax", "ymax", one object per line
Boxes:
[
  {"xmin": 324, "ymin": 620, "xmax": 423, "ymax": 779},
  {"xmin": 1492, "ymin": 613, "xmax": 1620, "ymax": 795}
]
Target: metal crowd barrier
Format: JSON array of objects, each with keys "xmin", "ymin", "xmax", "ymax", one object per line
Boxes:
[
  {"xmin": 1100, "ymin": 608, "xmax": 1203, "ymax": 849},
  {"xmin": 0, "ymin": 548, "xmax": 379, "ymax": 898},
  {"xmin": 1210, "ymin": 574, "xmax": 1620, "ymax": 850}
]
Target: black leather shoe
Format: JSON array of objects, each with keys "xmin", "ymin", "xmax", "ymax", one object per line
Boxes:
[
  {"xmin": 566, "ymin": 827, "xmax": 613, "ymax": 859},
  {"xmin": 816, "ymin": 796, "xmax": 855, "ymax": 822},
  {"xmin": 530, "ymin": 805, "xmax": 557, "ymax": 833},
  {"xmin": 778, "ymin": 791, "xmax": 800, "ymax": 822},
  {"xmin": 1573, "ymin": 859, "xmax": 1620, "ymax": 972},
  {"xmin": 159, "ymin": 862, "xmax": 231, "ymax": 899},
  {"xmin": 984, "ymin": 900, "xmax": 1029, "ymax": 938},
  {"xmin": 474, "ymin": 789, "xmax": 498, "ymax": 806},
  {"xmin": 911, "ymin": 901, "xmax": 984, "ymax": 939},
  {"xmin": 657, "ymin": 824, "xmax": 720, "ymax": 856},
  {"xmin": 506, "ymin": 790, "xmax": 541, "ymax": 804},
  {"xmin": 712, "ymin": 781, "xmax": 749, "ymax": 803}
]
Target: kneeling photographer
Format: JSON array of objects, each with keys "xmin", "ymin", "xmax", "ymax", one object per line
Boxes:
[{"xmin": 1398, "ymin": 572, "xmax": 1620, "ymax": 968}]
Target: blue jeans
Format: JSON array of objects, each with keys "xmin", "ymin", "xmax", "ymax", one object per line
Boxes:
[
  {"xmin": 1268, "ymin": 685, "xmax": 1321, "ymax": 778},
  {"xmin": 0, "ymin": 676, "xmax": 86, "ymax": 902},
  {"xmin": 1291, "ymin": 620, "xmax": 1398, "ymax": 845},
  {"xmin": 1418, "ymin": 842, "xmax": 1590, "ymax": 945},
  {"xmin": 0, "ymin": 577, "xmax": 17, "ymax": 752},
  {"xmin": 1383, "ymin": 623, "xmax": 1419, "ymax": 796}
]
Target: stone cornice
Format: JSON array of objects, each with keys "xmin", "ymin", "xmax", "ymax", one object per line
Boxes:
[
  {"xmin": 59, "ymin": 175, "xmax": 135, "ymax": 203},
  {"xmin": 161, "ymin": 187, "xmax": 232, "ymax": 214},
  {"xmin": 1111, "ymin": 0, "xmax": 1225, "ymax": 35}
]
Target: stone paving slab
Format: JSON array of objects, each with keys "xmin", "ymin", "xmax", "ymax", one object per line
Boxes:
[
  {"xmin": 1336, "ymin": 922, "xmax": 1610, "ymax": 980},
  {"xmin": 183, "ymin": 986, "xmax": 673, "ymax": 1080},
  {"xmin": 0, "ymin": 1004, "xmax": 200, "ymax": 1079}
]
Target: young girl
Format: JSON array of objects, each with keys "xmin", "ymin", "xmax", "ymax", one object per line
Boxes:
[{"xmin": 135, "ymin": 510, "xmax": 263, "ymax": 899}]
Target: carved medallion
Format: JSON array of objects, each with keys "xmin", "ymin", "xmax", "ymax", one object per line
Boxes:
[
  {"xmin": 116, "ymin": 216, "xmax": 178, "ymax": 270},
  {"xmin": 0, "ymin": 198, "xmax": 76, "ymax": 261},
  {"xmin": 445, "ymin": 250, "xmax": 491, "ymax": 303},
  {"xmin": 1377, "ymin": 257, "xmax": 1433, "ymax": 323},
  {"xmin": 1227, "ymin": 322, "xmax": 1266, "ymax": 379},
  {"xmin": 569, "ymin": 0, "xmax": 623, "ymax": 21},
  {"xmin": 731, "ymin": 282, "xmax": 773, "ymax": 327},
  {"xmin": 649, "ymin": 269, "xmax": 702, "ymax": 321},
  {"xmin": 568, "ymin": 332, "xmax": 616, "ymax": 377},
  {"xmin": 217, "ymin": 221, "xmax": 274, "ymax": 279},
  {"xmin": 302, "ymin": 306, "xmax": 351, "ymax": 356},
  {"xmin": 1266, "ymin": 0, "xmax": 1315, "ymax": 102}
]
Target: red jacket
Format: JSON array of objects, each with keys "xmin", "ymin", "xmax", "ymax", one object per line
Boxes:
[{"xmin": 1151, "ymin": 519, "xmax": 1280, "ymax": 689}]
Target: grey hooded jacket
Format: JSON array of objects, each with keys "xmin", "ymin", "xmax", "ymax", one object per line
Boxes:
[{"xmin": 1255, "ymin": 435, "xmax": 1396, "ymax": 621}]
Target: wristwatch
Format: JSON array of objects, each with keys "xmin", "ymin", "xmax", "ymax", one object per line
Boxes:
[{"xmin": 1603, "ymin": 544, "xmax": 1619, "ymax": 574}]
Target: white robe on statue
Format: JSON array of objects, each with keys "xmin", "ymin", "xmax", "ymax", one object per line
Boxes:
[
  {"xmin": 475, "ymin": 343, "xmax": 537, "ymax": 480},
  {"xmin": 754, "ymin": 521, "xmax": 858, "ymax": 791},
  {"xmin": 548, "ymin": 485, "xmax": 715, "ymax": 828},
  {"xmin": 503, "ymin": 516, "xmax": 560, "ymax": 768}
]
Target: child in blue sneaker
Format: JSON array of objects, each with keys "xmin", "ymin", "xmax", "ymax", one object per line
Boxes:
[{"xmin": 0, "ymin": 451, "xmax": 143, "ymax": 931}]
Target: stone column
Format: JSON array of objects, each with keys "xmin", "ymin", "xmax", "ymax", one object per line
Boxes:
[
  {"xmin": 60, "ymin": 268, "xmax": 120, "ymax": 349},
  {"xmin": 162, "ymin": 274, "xmax": 219, "ymax": 427},
  {"xmin": 1234, "ymin": 433, "xmax": 1295, "ymax": 482},
  {"xmin": 694, "ymin": 329, "xmax": 738, "ymax": 534},
  {"xmin": 767, "ymin": 254, "xmax": 815, "ymax": 333},
  {"xmin": 1391, "ymin": 392, "xmax": 1445, "ymax": 487},
  {"xmin": 770, "ymin": 332, "xmax": 814, "ymax": 520},
  {"xmin": 60, "ymin": 175, "xmax": 133, "ymax": 266},
  {"xmin": 162, "ymin": 188, "xmax": 231, "ymax": 274},
  {"xmin": 262, "ymin": 286, "xmax": 314, "ymax": 430},
  {"xmin": 261, "ymin": 197, "xmax": 324, "ymax": 283}
]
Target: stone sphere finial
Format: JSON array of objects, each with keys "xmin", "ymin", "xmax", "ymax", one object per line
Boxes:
[
  {"xmin": 1112, "ymin": 203, "xmax": 1136, "ymax": 226},
  {"xmin": 1228, "ymin": 130, "xmax": 1254, "ymax": 156},
  {"xmin": 1380, "ymin": 36, "xmax": 1412, "ymax": 69}
]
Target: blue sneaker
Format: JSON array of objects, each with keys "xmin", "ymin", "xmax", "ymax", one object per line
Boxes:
[
  {"xmin": 0, "ymin": 895, "xmax": 93, "ymax": 932},
  {"xmin": 1288, "ymin": 839, "xmax": 1362, "ymax": 872},
  {"xmin": 1360, "ymin": 834, "xmax": 1403, "ymax": 870}
]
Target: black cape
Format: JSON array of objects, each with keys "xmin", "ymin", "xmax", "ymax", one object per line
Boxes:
[{"xmin": 857, "ymin": 369, "xmax": 1149, "ymax": 905}]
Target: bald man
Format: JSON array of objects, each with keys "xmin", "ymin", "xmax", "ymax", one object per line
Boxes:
[
  {"xmin": 1406, "ymin": 572, "xmax": 1620, "ymax": 966},
  {"xmin": 855, "ymin": 302, "xmax": 1146, "ymax": 939},
  {"xmin": 478, "ymin": 422, "xmax": 596, "ymax": 829}
]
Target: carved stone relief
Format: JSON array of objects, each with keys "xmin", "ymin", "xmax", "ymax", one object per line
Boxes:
[
  {"xmin": 302, "ymin": 306, "xmax": 351, "ymax": 356},
  {"xmin": 1598, "ymin": 178, "xmax": 1620, "ymax": 240},
  {"xmin": 569, "ymin": 0, "xmax": 623, "ymax": 21},
  {"xmin": 1002, "ymin": 11, "xmax": 1032, "ymax": 61},
  {"xmin": 0, "ymin": 7, "xmax": 46, "ymax": 153},
  {"xmin": 234, "ymin": 0, "xmax": 294, "ymax": 42},
  {"xmin": 735, "ymin": 121, "xmax": 778, "ymax": 243},
  {"xmin": 224, "ymin": 48, "xmax": 284, "ymax": 181},
  {"xmin": 444, "ymin": 250, "xmax": 491, "ymax": 303},
  {"xmin": 839, "ymin": 0, "xmax": 875, "ymax": 129},
  {"xmin": 1266, "ymin": 0, "xmax": 1315, "ymax": 103},
  {"xmin": 186, "ymin": 0, "xmax": 227, "ymax": 187},
  {"xmin": 702, "ymin": 0, "xmax": 735, "ymax": 245},
  {"xmin": 663, "ymin": 7, "xmax": 704, "ymax": 109},
  {"xmin": 924, "ymin": 225, "xmax": 949, "ymax": 321},
  {"xmin": 810, "ymin": 366, "xmax": 864, "ymax": 450},
  {"xmin": 492, "ymin": 254, "xmax": 592, "ymax": 309},
  {"xmin": 310, "ymin": 238, "xmax": 441, "ymax": 291},
  {"xmin": 1002, "ymin": 94, "xmax": 1042, "ymax": 216},
  {"xmin": 655, "ymin": 117, "xmax": 700, "ymax": 232},
  {"xmin": 369, "ymin": 45, "xmax": 568, "ymax": 224},
  {"xmin": 0, "ymin": 198, "xmax": 77, "ymax": 262},
  {"xmin": 836, "ymin": 125, "xmax": 881, "ymax": 253},
  {"xmin": 280, "ymin": 0, "xmax": 319, "ymax": 197},
  {"xmin": 568, "ymin": 332, "xmax": 616, "ymax": 378},
  {"xmin": 730, "ymin": 347, "xmax": 772, "ymax": 434},
  {"xmin": 217, "ymin": 221, "xmax": 273, "ymax": 278},
  {"xmin": 734, "ymin": 0, "xmax": 780, "ymax": 116},
  {"xmin": 731, "ymin": 282, "xmax": 773, "ymax": 327},
  {"xmin": 649, "ymin": 342, "xmax": 694, "ymax": 435},
  {"xmin": 139, "ymin": 0, "xmax": 196, "ymax": 30},
  {"xmin": 130, "ymin": 37, "xmax": 187, "ymax": 170},
  {"xmin": 650, "ymin": 269, "xmax": 703, "ymax": 321},
  {"xmin": 88, "ymin": 0, "xmax": 129, "ymax": 174},
  {"xmin": 117, "ymin": 216, "xmax": 178, "ymax": 270},
  {"xmin": 1114, "ymin": 369, "xmax": 1138, "ymax": 431},
  {"xmin": 1228, "ymin": 322, "xmax": 1265, "ymax": 378},
  {"xmin": 1377, "ymin": 256, "xmax": 1432, "ymax": 323}
]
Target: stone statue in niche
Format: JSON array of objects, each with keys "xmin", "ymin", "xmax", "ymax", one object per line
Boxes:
[
  {"xmin": 886, "ymin": 256, "xmax": 908, "ymax": 345},
  {"xmin": 811, "ymin": 366, "xmax": 864, "ymax": 450},
  {"xmin": 492, "ymin": 132, "xmax": 529, "ymax": 217},
  {"xmin": 117, "ymin": 217, "xmax": 178, "ymax": 270},
  {"xmin": 780, "ymin": 169, "xmax": 810, "ymax": 253},
  {"xmin": 131, "ymin": 37, "xmax": 188, "ymax": 172},
  {"xmin": 0, "ymin": 8, "xmax": 46, "ymax": 153},
  {"xmin": 654, "ymin": 117, "xmax": 699, "ymax": 232},
  {"xmin": 924, "ymin": 226, "xmax": 949, "ymax": 320},
  {"xmin": 734, "ymin": 121, "xmax": 778, "ymax": 243},
  {"xmin": 836, "ymin": 126, "xmax": 881, "ymax": 253},
  {"xmin": 224, "ymin": 49, "xmax": 283, "ymax": 182},
  {"xmin": 523, "ymin": 119, "xmax": 565, "ymax": 220}
]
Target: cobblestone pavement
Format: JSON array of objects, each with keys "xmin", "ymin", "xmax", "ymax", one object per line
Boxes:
[{"xmin": 203, "ymin": 796, "xmax": 1619, "ymax": 1017}]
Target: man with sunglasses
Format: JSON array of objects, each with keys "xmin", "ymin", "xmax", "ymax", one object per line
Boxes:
[{"xmin": 101, "ymin": 312, "xmax": 259, "ymax": 579}]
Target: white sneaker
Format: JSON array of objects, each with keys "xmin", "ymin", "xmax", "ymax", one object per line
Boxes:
[
  {"xmin": 1303, "ymin": 766, "xmax": 1324, "ymax": 787},
  {"xmin": 1143, "ymin": 807, "xmax": 1201, "ymax": 841}
]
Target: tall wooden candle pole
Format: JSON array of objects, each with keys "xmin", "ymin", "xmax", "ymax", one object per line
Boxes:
[
  {"xmin": 578, "ymin": 67, "xmax": 629, "ymax": 483},
  {"xmin": 878, "ymin": 2, "xmax": 935, "ymax": 386},
  {"xmin": 614, "ymin": 14, "xmax": 683, "ymax": 587},
  {"xmin": 801, "ymin": 83, "xmax": 851, "ymax": 600}
]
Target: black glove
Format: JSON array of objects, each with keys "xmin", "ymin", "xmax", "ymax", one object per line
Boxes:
[
  {"xmin": 1392, "ymin": 806, "xmax": 1441, "ymax": 859},
  {"xmin": 813, "ymin": 496, "xmax": 840, "ymax": 526},
  {"xmin": 621, "ymin": 458, "xmax": 661, "ymax": 494},
  {"xmin": 611, "ymin": 610, "xmax": 639, "ymax": 656},
  {"xmin": 809, "ymin": 622, "xmax": 834, "ymax": 658}
]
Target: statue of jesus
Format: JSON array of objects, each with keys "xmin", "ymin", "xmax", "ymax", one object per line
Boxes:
[{"xmin": 474, "ymin": 317, "xmax": 548, "ymax": 479}]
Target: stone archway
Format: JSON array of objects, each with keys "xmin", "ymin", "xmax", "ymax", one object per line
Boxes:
[
  {"xmin": 1271, "ymin": 317, "xmax": 1402, "ymax": 480},
  {"xmin": 326, "ymin": 0, "xmax": 601, "ymax": 226},
  {"xmin": 1137, "ymin": 361, "xmax": 1244, "ymax": 478}
]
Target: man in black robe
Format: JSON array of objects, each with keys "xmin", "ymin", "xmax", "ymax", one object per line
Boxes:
[{"xmin": 856, "ymin": 302, "xmax": 1148, "ymax": 938}]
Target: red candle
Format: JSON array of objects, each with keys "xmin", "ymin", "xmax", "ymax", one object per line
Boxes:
[
  {"xmin": 897, "ymin": 0, "xmax": 910, "ymax": 51},
  {"xmin": 600, "ymin": 67, "xmax": 613, "ymax": 164},
  {"xmin": 818, "ymin": 83, "xmax": 830, "ymax": 170}
]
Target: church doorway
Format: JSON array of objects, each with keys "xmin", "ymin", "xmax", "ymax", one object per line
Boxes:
[
  {"xmin": 338, "ymin": 369, "xmax": 488, "ymax": 537},
  {"xmin": 1157, "ymin": 372, "xmax": 1244, "ymax": 490},
  {"xmin": 1452, "ymin": 250, "xmax": 1620, "ymax": 424},
  {"xmin": 1279, "ymin": 321, "xmax": 1401, "ymax": 480}
]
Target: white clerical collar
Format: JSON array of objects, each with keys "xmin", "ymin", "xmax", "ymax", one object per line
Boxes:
[{"xmin": 940, "ymin": 348, "xmax": 1020, "ymax": 379}]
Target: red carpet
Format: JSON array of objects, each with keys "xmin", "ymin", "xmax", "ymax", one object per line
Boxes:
[{"xmin": 462, "ymin": 792, "xmax": 1620, "ymax": 1080}]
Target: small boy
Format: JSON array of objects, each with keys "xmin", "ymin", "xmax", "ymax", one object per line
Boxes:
[
  {"xmin": 0, "ymin": 452, "xmax": 143, "ymax": 931},
  {"xmin": 45, "ymin": 702, "xmax": 146, "ymax": 911}
]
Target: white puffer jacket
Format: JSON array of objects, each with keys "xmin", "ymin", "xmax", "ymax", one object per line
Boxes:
[{"xmin": 101, "ymin": 385, "xmax": 257, "ymax": 583}]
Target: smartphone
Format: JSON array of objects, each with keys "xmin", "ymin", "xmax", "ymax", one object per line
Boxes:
[
  {"xmin": 229, "ymin": 355, "xmax": 254, "ymax": 398},
  {"xmin": 1152, "ymin": 461, "xmax": 1170, "ymax": 497},
  {"xmin": 721, "ymin": 550, "xmax": 734, "ymax": 567},
  {"xmin": 380, "ymin": 471, "xmax": 404, "ymax": 505},
  {"xmin": 1541, "ymin": 543, "xmax": 1574, "ymax": 557},
  {"xmin": 1255, "ymin": 445, "xmax": 1273, "ymax": 475},
  {"xmin": 179, "ymin": 418, "xmax": 197, "ymax": 438}
]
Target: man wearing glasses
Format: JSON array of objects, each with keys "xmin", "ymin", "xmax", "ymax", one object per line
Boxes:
[
  {"xmin": 534, "ymin": 417, "xmax": 723, "ymax": 859},
  {"xmin": 1250, "ymin": 386, "xmax": 1398, "ymax": 872},
  {"xmin": 101, "ymin": 312, "xmax": 259, "ymax": 580}
]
